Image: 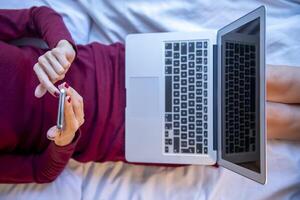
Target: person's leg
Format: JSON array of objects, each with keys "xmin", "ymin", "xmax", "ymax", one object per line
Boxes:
[{"xmin": 267, "ymin": 64, "xmax": 300, "ymax": 140}]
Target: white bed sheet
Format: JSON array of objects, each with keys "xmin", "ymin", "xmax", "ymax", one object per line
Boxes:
[{"xmin": 0, "ymin": 0, "xmax": 300, "ymax": 199}]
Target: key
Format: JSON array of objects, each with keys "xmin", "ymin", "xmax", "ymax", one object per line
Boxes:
[
  {"xmin": 181, "ymin": 43, "xmax": 187, "ymax": 55},
  {"xmin": 188, "ymin": 131, "xmax": 195, "ymax": 137},
  {"xmin": 165, "ymin": 51, "xmax": 172, "ymax": 57},
  {"xmin": 165, "ymin": 58, "xmax": 172, "ymax": 65},
  {"xmin": 174, "ymin": 129, "xmax": 180, "ymax": 135},
  {"xmin": 165, "ymin": 43, "xmax": 172, "ymax": 49},
  {"xmin": 165, "ymin": 114, "xmax": 172, "ymax": 122},
  {"xmin": 196, "ymin": 42, "xmax": 202, "ymax": 48},
  {"xmin": 165, "ymin": 76, "xmax": 172, "ymax": 112},
  {"xmin": 189, "ymin": 42, "xmax": 195, "ymax": 52},
  {"xmin": 174, "ymin": 43, "xmax": 179, "ymax": 51},
  {"xmin": 196, "ymin": 143, "xmax": 203, "ymax": 153},
  {"xmin": 174, "ymin": 137, "xmax": 179, "ymax": 153}
]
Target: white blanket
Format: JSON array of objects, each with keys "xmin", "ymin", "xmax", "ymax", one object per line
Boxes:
[{"xmin": 0, "ymin": 0, "xmax": 300, "ymax": 199}]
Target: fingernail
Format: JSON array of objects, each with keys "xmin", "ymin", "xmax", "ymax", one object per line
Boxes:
[
  {"xmin": 65, "ymin": 82, "xmax": 69, "ymax": 88},
  {"xmin": 54, "ymin": 91, "xmax": 59, "ymax": 97},
  {"xmin": 68, "ymin": 97, "xmax": 71, "ymax": 103}
]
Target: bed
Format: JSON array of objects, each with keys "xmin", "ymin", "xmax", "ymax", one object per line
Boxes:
[{"xmin": 0, "ymin": 0, "xmax": 300, "ymax": 199}]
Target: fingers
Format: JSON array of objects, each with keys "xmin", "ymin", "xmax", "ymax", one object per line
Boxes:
[
  {"xmin": 34, "ymin": 84, "xmax": 47, "ymax": 98},
  {"xmin": 38, "ymin": 55, "xmax": 59, "ymax": 81},
  {"xmin": 47, "ymin": 95, "xmax": 78, "ymax": 145},
  {"xmin": 33, "ymin": 63, "xmax": 59, "ymax": 97},
  {"xmin": 64, "ymin": 95, "xmax": 78, "ymax": 133},
  {"xmin": 267, "ymin": 102, "xmax": 300, "ymax": 140},
  {"xmin": 59, "ymin": 82, "xmax": 85, "ymax": 126},
  {"xmin": 45, "ymin": 51, "xmax": 65, "ymax": 75},
  {"xmin": 267, "ymin": 64, "xmax": 300, "ymax": 103},
  {"xmin": 34, "ymin": 46, "xmax": 73, "ymax": 98},
  {"xmin": 52, "ymin": 48, "xmax": 70, "ymax": 69},
  {"xmin": 46, "ymin": 126, "xmax": 60, "ymax": 141}
]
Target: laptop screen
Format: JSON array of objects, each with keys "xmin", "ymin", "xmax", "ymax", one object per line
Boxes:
[{"xmin": 221, "ymin": 17, "xmax": 261, "ymax": 173}]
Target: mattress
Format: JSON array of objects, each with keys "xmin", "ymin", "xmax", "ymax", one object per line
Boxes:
[{"xmin": 0, "ymin": 0, "xmax": 300, "ymax": 199}]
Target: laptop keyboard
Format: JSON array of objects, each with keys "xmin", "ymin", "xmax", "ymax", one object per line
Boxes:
[
  {"xmin": 224, "ymin": 41, "xmax": 257, "ymax": 154},
  {"xmin": 164, "ymin": 40, "xmax": 209, "ymax": 155}
]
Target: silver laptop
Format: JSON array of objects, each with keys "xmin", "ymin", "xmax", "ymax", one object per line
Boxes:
[{"xmin": 125, "ymin": 6, "xmax": 266, "ymax": 184}]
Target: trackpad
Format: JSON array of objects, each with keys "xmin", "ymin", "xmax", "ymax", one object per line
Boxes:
[{"xmin": 128, "ymin": 77, "xmax": 160, "ymax": 118}]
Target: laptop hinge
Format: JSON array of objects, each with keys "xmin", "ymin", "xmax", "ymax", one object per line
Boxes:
[{"xmin": 213, "ymin": 44, "xmax": 218, "ymax": 151}]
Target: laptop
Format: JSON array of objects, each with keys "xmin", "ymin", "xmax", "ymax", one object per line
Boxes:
[{"xmin": 125, "ymin": 6, "xmax": 266, "ymax": 184}]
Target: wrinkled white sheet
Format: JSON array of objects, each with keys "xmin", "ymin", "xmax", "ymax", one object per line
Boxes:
[{"xmin": 0, "ymin": 0, "xmax": 300, "ymax": 199}]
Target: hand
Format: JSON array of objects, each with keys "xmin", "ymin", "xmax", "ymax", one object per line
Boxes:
[
  {"xmin": 267, "ymin": 64, "xmax": 300, "ymax": 140},
  {"xmin": 46, "ymin": 82, "xmax": 84, "ymax": 146},
  {"xmin": 34, "ymin": 40, "xmax": 76, "ymax": 98}
]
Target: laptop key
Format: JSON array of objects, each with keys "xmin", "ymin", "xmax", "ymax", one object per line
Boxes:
[
  {"xmin": 165, "ymin": 51, "xmax": 172, "ymax": 57},
  {"xmin": 174, "ymin": 129, "xmax": 180, "ymax": 135},
  {"xmin": 181, "ymin": 148, "xmax": 190, "ymax": 153},
  {"xmin": 173, "ymin": 137, "xmax": 179, "ymax": 153},
  {"xmin": 174, "ymin": 60, "xmax": 179, "ymax": 66},
  {"xmin": 188, "ymin": 54, "xmax": 195, "ymax": 60},
  {"xmin": 181, "ymin": 141, "xmax": 187, "ymax": 148},
  {"xmin": 189, "ymin": 42, "xmax": 195, "ymax": 52},
  {"xmin": 165, "ymin": 43, "xmax": 172, "ymax": 49},
  {"xmin": 196, "ymin": 42, "xmax": 202, "ymax": 48},
  {"xmin": 189, "ymin": 139, "xmax": 195, "ymax": 145},
  {"xmin": 196, "ymin": 127, "xmax": 202, "ymax": 134},
  {"xmin": 174, "ymin": 121, "xmax": 180, "ymax": 128},
  {"xmin": 165, "ymin": 66, "xmax": 172, "ymax": 74},
  {"xmin": 165, "ymin": 114, "xmax": 172, "ymax": 122},
  {"xmin": 196, "ymin": 143, "xmax": 203, "ymax": 153},
  {"xmin": 165, "ymin": 146, "xmax": 169, "ymax": 153},
  {"xmin": 174, "ymin": 43, "xmax": 179, "ymax": 51},
  {"xmin": 196, "ymin": 135, "xmax": 203, "ymax": 142},
  {"xmin": 165, "ymin": 138, "xmax": 172, "ymax": 145},
  {"xmin": 165, "ymin": 58, "xmax": 172, "ymax": 65},
  {"xmin": 189, "ymin": 62, "xmax": 195, "ymax": 68},
  {"xmin": 181, "ymin": 42, "xmax": 187, "ymax": 55},
  {"xmin": 189, "ymin": 131, "xmax": 195, "ymax": 137},
  {"xmin": 174, "ymin": 83, "xmax": 180, "ymax": 89},
  {"xmin": 196, "ymin": 50, "xmax": 202, "ymax": 56},
  {"xmin": 204, "ymin": 147, "xmax": 208, "ymax": 154},
  {"xmin": 196, "ymin": 57, "xmax": 202, "ymax": 64},
  {"xmin": 188, "ymin": 147, "xmax": 195, "ymax": 153}
]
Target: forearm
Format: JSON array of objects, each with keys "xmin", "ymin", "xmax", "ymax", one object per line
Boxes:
[
  {"xmin": 0, "ymin": 6, "xmax": 77, "ymax": 51},
  {"xmin": 267, "ymin": 64, "xmax": 300, "ymax": 141},
  {"xmin": 0, "ymin": 132, "xmax": 80, "ymax": 184}
]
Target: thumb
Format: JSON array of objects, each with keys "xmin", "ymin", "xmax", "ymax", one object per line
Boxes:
[
  {"xmin": 47, "ymin": 126, "xmax": 60, "ymax": 141},
  {"xmin": 34, "ymin": 84, "xmax": 47, "ymax": 98}
]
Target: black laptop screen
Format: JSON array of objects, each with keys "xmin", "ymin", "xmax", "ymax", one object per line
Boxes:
[{"xmin": 221, "ymin": 18, "xmax": 261, "ymax": 173}]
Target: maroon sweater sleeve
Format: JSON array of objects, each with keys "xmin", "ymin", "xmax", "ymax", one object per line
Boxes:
[
  {"xmin": 0, "ymin": 7, "xmax": 79, "ymax": 183},
  {"xmin": 0, "ymin": 6, "xmax": 77, "ymax": 50},
  {"xmin": 0, "ymin": 131, "xmax": 81, "ymax": 183}
]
